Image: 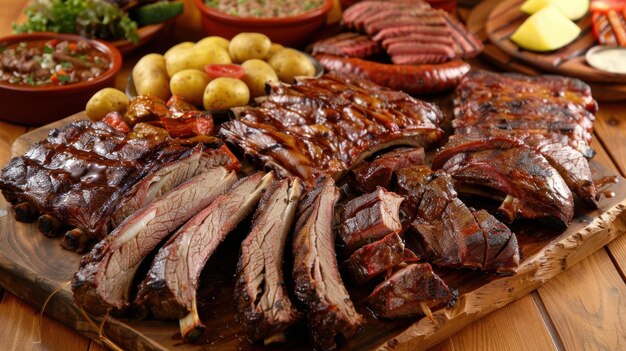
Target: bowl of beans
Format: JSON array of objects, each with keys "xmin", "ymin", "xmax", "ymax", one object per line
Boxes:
[
  {"xmin": 0, "ymin": 32, "xmax": 122, "ymax": 125},
  {"xmin": 194, "ymin": 0, "xmax": 333, "ymax": 47}
]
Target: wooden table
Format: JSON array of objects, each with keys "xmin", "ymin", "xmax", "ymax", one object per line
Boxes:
[{"xmin": 1, "ymin": 0, "xmax": 625, "ymax": 350}]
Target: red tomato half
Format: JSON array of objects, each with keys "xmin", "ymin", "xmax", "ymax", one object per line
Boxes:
[{"xmin": 204, "ymin": 64, "xmax": 245, "ymax": 79}]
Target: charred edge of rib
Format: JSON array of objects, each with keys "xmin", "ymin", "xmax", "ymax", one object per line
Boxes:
[{"xmin": 13, "ymin": 202, "xmax": 39, "ymax": 223}]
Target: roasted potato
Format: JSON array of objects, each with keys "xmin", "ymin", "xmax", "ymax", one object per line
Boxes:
[
  {"xmin": 132, "ymin": 53, "xmax": 171, "ymax": 100},
  {"xmin": 169, "ymin": 69, "xmax": 211, "ymax": 106},
  {"xmin": 267, "ymin": 43, "xmax": 284, "ymax": 58},
  {"xmin": 268, "ymin": 48, "xmax": 315, "ymax": 83},
  {"xmin": 165, "ymin": 45, "xmax": 232, "ymax": 77},
  {"xmin": 228, "ymin": 33, "xmax": 271, "ymax": 63},
  {"xmin": 203, "ymin": 77, "xmax": 250, "ymax": 110},
  {"xmin": 86, "ymin": 88, "xmax": 130, "ymax": 121},
  {"xmin": 164, "ymin": 41, "xmax": 194, "ymax": 60},
  {"xmin": 241, "ymin": 59, "xmax": 278, "ymax": 98},
  {"xmin": 195, "ymin": 36, "xmax": 229, "ymax": 51}
]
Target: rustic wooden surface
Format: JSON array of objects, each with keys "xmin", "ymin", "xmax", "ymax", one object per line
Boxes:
[
  {"xmin": 485, "ymin": 0, "xmax": 626, "ymax": 84},
  {"xmin": 469, "ymin": 0, "xmax": 626, "ymax": 101},
  {"xmin": 1, "ymin": 1, "xmax": 626, "ymax": 351}
]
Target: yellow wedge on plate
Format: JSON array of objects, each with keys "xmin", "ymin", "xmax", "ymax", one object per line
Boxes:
[
  {"xmin": 511, "ymin": 5, "xmax": 581, "ymax": 52},
  {"xmin": 520, "ymin": 0, "xmax": 590, "ymax": 21}
]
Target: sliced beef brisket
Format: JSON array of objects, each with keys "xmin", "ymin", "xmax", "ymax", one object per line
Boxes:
[
  {"xmin": 352, "ymin": 147, "xmax": 425, "ymax": 193},
  {"xmin": 292, "ymin": 177, "xmax": 363, "ymax": 350},
  {"xmin": 235, "ymin": 178, "xmax": 304, "ymax": 341},
  {"xmin": 341, "ymin": 232, "xmax": 405, "ymax": 285}
]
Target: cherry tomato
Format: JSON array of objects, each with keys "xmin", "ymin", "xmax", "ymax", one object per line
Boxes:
[{"xmin": 204, "ymin": 64, "xmax": 245, "ymax": 79}]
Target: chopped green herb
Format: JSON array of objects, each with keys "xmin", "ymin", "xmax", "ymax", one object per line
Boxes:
[
  {"xmin": 61, "ymin": 61, "xmax": 73, "ymax": 69},
  {"xmin": 43, "ymin": 45, "xmax": 53, "ymax": 54},
  {"xmin": 57, "ymin": 74, "xmax": 70, "ymax": 82},
  {"xmin": 24, "ymin": 75, "xmax": 35, "ymax": 85}
]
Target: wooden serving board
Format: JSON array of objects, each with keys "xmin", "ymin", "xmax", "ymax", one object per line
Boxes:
[
  {"xmin": 1, "ymin": 113, "xmax": 626, "ymax": 351},
  {"xmin": 485, "ymin": 0, "xmax": 626, "ymax": 84},
  {"xmin": 468, "ymin": 0, "xmax": 626, "ymax": 101}
]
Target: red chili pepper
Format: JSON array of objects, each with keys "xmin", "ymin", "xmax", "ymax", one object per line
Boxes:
[
  {"xmin": 51, "ymin": 73, "xmax": 59, "ymax": 84},
  {"xmin": 47, "ymin": 39, "xmax": 59, "ymax": 47},
  {"xmin": 68, "ymin": 42, "xmax": 78, "ymax": 52}
]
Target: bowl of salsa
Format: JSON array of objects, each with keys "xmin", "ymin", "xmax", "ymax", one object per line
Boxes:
[
  {"xmin": 0, "ymin": 32, "xmax": 122, "ymax": 125},
  {"xmin": 194, "ymin": 0, "xmax": 333, "ymax": 47}
]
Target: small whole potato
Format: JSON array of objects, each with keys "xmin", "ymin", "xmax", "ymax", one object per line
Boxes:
[
  {"xmin": 166, "ymin": 45, "xmax": 232, "ymax": 77},
  {"xmin": 196, "ymin": 36, "xmax": 229, "ymax": 51},
  {"xmin": 86, "ymin": 88, "xmax": 129, "ymax": 121},
  {"xmin": 170, "ymin": 69, "xmax": 211, "ymax": 106},
  {"xmin": 268, "ymin": 48, "xmax": 315, "ymax": 83},
  {"xmin": 132, "ymin": 53, "xmax": 171, "ymax": 100},
  {"xmin": 164, "ymin": 41, "xmax": 194, "ymax": 60},
  {"xmin": 203, "ymin": 77, "xmax": 250, "ymax": 110},
  {"xmin": 241, "ymin": 59, "xmax": 278, "ymax": 98},
  {"xmin": 267, "ymin": 43, "xmax": 284, "ymax": 58},
  {"xmin": 228, "ymin": 32, "xmax": 271, "ymax": 63}
]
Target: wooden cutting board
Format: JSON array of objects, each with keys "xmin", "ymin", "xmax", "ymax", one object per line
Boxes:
[
  {"xmin": 1, "ymin": 113, "xmax": 626, "ymax": 351},
  {"xmin": 469, "ymin": 0, "xmax": 626, "ymax": 101},
  {"xmin": 485, "ymin": 0, "xmax": 626, "ymax": 84}
]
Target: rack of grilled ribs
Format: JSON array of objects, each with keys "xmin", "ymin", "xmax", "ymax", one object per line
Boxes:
[
  {"xmin": 0, "ymin": 120, "xmax": 239, "ymax": 246},
  {"xmin": 337, "ymin": 0, "xmax": 483, "ymax": 64},
  {"xmin": 292, "ymin": 177, "xmax": 364, "ymax": 350},
  {"xmin": 453, "ymin": 70, "xmax": 598, "ymax": 158},
  {"xmin": 220, "ymin": 73, "xmax": 443, "ymax": 187},
  {"xmin": 234, "ymin": 178, "xmax": 304, "ymax": 343}
]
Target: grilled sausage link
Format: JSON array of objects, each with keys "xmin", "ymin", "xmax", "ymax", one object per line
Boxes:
[{"xmin": 315, "ymin": 54, "xmax": 471, "ymax": 95}]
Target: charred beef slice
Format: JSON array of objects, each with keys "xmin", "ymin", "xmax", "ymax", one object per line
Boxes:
[
  {"xmin": 235, "ymin": 178, "xmax": 304, "ymax": 341},
  {"xmin": 72, "ymin": 167, "xmax": 238, "ymax": 315},
  {"xmin": 339, "ymin": 187, "xmax": 404, "ymax": 252},
  {"xmin": 366, "ymin": 263, "xmax": 453, "ymax": 319},
  {"xmin": 292, "ymin": 177, "xmax": 363, "ymax": 350},
  {"xmin": 352, "ymin": 147, "xmax": 425, "ymax": 192},
  {"xmin": 341, "ymin": 232, "xmax": 405, "ymax": 285},
  {"xmin": 134, "ymin": 172, "xmax": 274, "ymax": 319}
]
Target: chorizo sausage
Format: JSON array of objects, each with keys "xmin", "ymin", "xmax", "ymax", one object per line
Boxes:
[{"xmin": 315, "ymin": 54, "xmax": 471, "ymax": 95}]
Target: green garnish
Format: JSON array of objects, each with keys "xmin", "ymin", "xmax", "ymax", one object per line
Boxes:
[
  {"xmin": 24, "ymin": 75, "xmax": 36, "ymax": 86},
  {"xmin": 57, "ymin": 74, "xmax": 70, "ymax": 82},
  {"xmin": 43, "ymin": 45, "xmax": 53, "ymax": 54},
  {"xmin": 61, "ymin": 61, "xmax": 73, "ymax": 69}
]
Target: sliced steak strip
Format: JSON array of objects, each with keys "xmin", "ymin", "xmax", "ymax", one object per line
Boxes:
[
  {"xmin": 472, "ymin": 209, "xmax": 520, "ymax": 274},
  {"xmin": 341, "ymin": 232, "xmax": 405, "ymax": 285},
  {"xmin": 292, "ymin": 177, "xmax": 363, "ymax": 350},
  {"xmin": 110, "ymin": 145, "xmax": 240, "ymax": 227},
  {"xmin": 352, "ymin": 147, "xmax": 425, "ymax": 193},
  {"xmin": 339, "ymin": 187, "xmax": 404, "ymax": 252},
  {"xmin": 72, "ymin": 167, "xmax": 237, "ymax": 315},
  {"xmin": 442, "ymin": 147, "xmax": 574, "ymax": 228},
  {"xmin": 366, "ymin": 263, "xmax": 453, "ymax": 319},
  {"xmin": 311, "ymin": 33, "xmax": 381, "ymax": 58},
  {"xmin": 135, "ymin": 172, "xmax": 274, "ymax": 319},
  {"xmin": 235, "ymin": 178, "xmax": 304, "ymax": 341}
]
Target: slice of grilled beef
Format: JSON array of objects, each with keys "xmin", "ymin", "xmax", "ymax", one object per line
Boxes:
[
  {"xmin": 393, "ymin": 165, "xmax": 433, "ymax": 222},
  {"xmin": 72, "ymin": 167, "xmax": 237, "ymax": 315},
  {"xmin": 235, "ymin": 178, "xmax": 304, "ymax": 341},
  {"xmin": 311, "ymin": 32, "xmax": 381, "ymax": 58},
  {"xmin": 341, "ymin": 232, "xmax": 405, "ymax": 285},
  {"xmin": 433, "ymin": 131, "xmax": 598, "ymax": 207},
  {"xmin": 352, "ymin": 147, "xmax": 425, "ymax": 193},
  {"xmin": 0, "ymin": 120, "xmax": 235, "ymax": 239},
  {"xmin": 453, "ymin": 70, "xmax": 597, "ymax": 158},
  {"xmin": 292, "ymin": 177, "xmax": 363, "ymax": 350},
  {"xmin": 219, "ymin": 73, "xmax": 443, "ymax": 186},
  {"xmin": 472, "ymin": 209, "xmax": 520, "ymax": 274},
  {"xmin": 442, "ymin": 147, "xmax": 574, "ymax": 228},
  {"xmin": 339, "ymin": 187, "xmax": 404, "ymax": 252},
  {"xmin": 135, "ymin": 172, "xmax": 274, "ymax": 319},
  {"xmin": 366, "ymin": 263, "xmax": 452, "ymax": 319},
  {"xmin": 110, "ymin": 145, "xmax": 240, "ymax": 227}
]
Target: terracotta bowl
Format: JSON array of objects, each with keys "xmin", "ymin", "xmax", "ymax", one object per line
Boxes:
[
  {"xmin": 0, "ymin": 32, "xmax": 122, "ymax": 126},
  {"xmin": 194, "ymin": 0, "xmax": 333, "ymax": 47}
]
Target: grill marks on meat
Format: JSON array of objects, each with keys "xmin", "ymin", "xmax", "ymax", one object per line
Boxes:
[
  {"xmin": 339, "ymin": 187, "xmax": 404, "ymax": 252},
  {"xmin": 220, "ymin": 73, "xmax": 443, "ymax": 186},
  {"xmin": 366, "ymin": 263, "xmax": 452, "ymax": 319},
  {"xmin": 292, "ymin": 177, "xmax": 363, "ymax": 350},
  {"xmin": 135, "ymin": 172, "xmax": 274, "ymax": 319},
  {"xmin": 340, "ymin": 0, "xmax": 483, "ymax": 64},
  {"xmin": 341, "ymin": 233, "xmax": 405, "ymax": 285},
  {"xmin": 397, "ymin": 167, "xmax": 520, "ymax": 273},
  {"xmin": 352, "ymin": 147, "xmax": 425, "ymax": 193},
  {"xmin": 72, "ymin": 168, "xmax": 237, "ymax": 315},
  {"xmin": 453, "ymin": 71, "xmax": 597, "ymax": 158},
  {"xmin": 311, "ymin": 33, "xmax": 381, "ymax": 58},
  {"xmin": 442, "ymin": 148, "xmax": 574, "ymax": 228},
  {"xmin": 433, "ymin": 131, "xmax": 598, "ymax": 207},
  {"xmin": 235, "ymin": 178, "xmax": 303, "ymax": 341},
  {"xmin": 0, "ymin": 120, "xmax": 236, "ymax": 239}
]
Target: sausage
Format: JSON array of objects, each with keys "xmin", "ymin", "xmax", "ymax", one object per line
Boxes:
[{"xmin": 314, "ymin": 54, "xmax": 471, "ymax": 95}]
